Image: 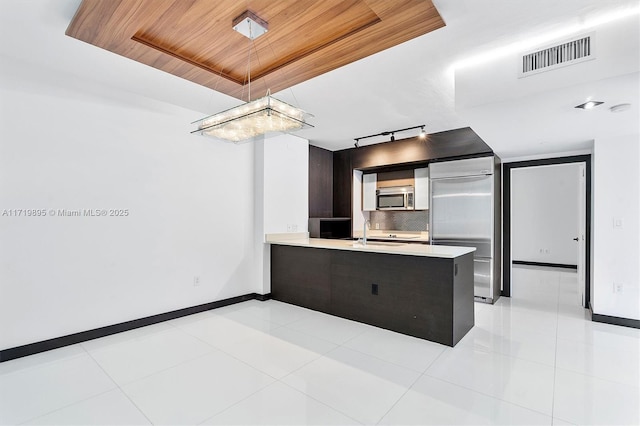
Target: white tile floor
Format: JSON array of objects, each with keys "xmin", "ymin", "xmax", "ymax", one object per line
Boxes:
[{"xmin": 1, "ymin": 265, "xmax": 639, "ymax": 425}]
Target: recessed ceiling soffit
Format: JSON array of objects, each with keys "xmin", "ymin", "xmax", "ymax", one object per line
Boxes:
[{"xmin": 66, "ymin": 0, "xmax": 445, "ymax": 101}]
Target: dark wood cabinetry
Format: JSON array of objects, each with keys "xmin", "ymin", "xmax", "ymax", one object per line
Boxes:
[
  {"xmin": 271, "ymin": 245, "xmax": 332, "ymax": 313},
  {"xmin": 309, "ymin": 145, "xmax": 334, "ymax": 218},
  {"xmin": 349, "ymin": 127, "xmax": 493, "ymax": 170},
  {"xmin": 332, "ymin": 149, "xmax": 352, "ymax": 218},
  {"xmin": 330, "ymin": 126, "xmax": 493, "ymax": 222},
  {"xmin": 271, "ymin": 244, "xmax": 474, "ymax": 346}
]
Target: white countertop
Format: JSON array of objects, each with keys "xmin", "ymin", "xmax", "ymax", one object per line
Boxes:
[{"xmin": 266, "ymin": 236, "xmax": 475, "ymax": 258}]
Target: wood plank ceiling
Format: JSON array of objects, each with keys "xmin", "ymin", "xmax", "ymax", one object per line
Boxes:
[{"xmin": 66, "ymin": 0, "xmax": 445, "ymax": 101}]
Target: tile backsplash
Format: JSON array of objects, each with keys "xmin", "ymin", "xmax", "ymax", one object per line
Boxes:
[{"xmin": 370, "ymin": 210, "xmax": 429, "ymax": 232}]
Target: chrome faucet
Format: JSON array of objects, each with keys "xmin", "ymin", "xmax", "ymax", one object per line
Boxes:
[{"xmin": 363, "ymin": 219, "xmax": 370, "ymax": 246}]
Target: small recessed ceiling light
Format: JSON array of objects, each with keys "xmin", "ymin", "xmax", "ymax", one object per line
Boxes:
[
  {"xmin": 575, "ymin": 101, "xmax": 604, "ymax": 110},
  {"xmin": 610, "ymin": 103, "xmax": 631, "ymax": 113}
]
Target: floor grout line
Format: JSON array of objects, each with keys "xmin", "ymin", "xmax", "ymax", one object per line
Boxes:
[
  {"xmin": 273, "ymin": 381, "xmax": 365, "ymax": 425},
  {"xmin": 82, "ymin": 346, "xmax": 155, "ymax": 425},
  {"xmin": 373, "ymin": 347, "xmax": 453, "ymax": 425},
  {"xmin": 425, "ymin": 374, "xmax": 556, "ymax": 420},
  {"xmin": 16, "ymin": 387, "xmax": 119, "ymax": 425},
  {"xmin": 10, "ymin": 347, "xmax": 123, "ymax": 425},
  {"xmin": 195, "ymin": 380, "xmax": 275, "ymax": 425},
  {"xmin": 421, "ymin": 354, "xmax": 556, "ymax": 419},
  {"xmin": 374, "ymin": 366, "xmax": 429, "ymax": 425}
]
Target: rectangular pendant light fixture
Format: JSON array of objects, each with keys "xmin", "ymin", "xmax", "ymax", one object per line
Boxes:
[{"xmin": 191, "ymin": 95, "xmax": 314, "ymax": 143}]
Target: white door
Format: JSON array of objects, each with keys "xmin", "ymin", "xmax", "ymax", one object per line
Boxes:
[{"xmin": 577, "ymin": 163, "xmax": 586, "ymax": 307}]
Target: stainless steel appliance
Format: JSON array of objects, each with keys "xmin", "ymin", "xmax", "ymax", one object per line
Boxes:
[
  {"xmin": 430, "ymin": 156, "xmax": 500, "ymax": 303},
  {"xmin": 376, "ymin": 186, "xmax": 414, "ymax": 210}
]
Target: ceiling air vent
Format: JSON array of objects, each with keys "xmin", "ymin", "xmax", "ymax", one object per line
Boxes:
[{"xmin": 519, "ymin": 32, "xmax": 595, "ymax": 78}]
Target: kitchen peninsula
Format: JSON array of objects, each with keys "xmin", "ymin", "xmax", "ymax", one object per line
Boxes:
[{"xmin": 268, "ymin": 236, "xmax": 475, "ymax": 346}]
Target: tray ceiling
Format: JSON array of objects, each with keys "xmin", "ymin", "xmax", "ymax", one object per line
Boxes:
[{"xmin": 66, "ymin": 0, "xmax": 445, "ymax": 101}]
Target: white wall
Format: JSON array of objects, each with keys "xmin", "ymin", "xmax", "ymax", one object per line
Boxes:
[
  {"xmin": 0, "ymin": 63, "xmax": 259, "ymax": 350},
  {"xmin": 511, "ymin": 164, "xmax": 581, "ymax": 265},
  {"xmin": 592, "ymin": 133, "xmax": 640, "ymax": 320},
  {"xmin": 261, "ymin": 135, "xmax": 309, "ymax": 236},
  {"xmin": 253, "ymin": 134, "xmax": 309, "ymax": 294}
]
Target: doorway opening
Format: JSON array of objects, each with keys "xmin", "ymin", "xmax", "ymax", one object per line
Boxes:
[{"xmin": 502, "ymin": 155, "xmax": 591, "ymax": 308}]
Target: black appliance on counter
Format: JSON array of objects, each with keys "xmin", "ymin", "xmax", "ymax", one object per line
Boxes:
[{"xmin": 308, "ymin": 217, "xmax": 351, "ymax": 239}]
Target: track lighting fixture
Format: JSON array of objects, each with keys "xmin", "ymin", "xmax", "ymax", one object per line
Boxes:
[{"xmin": 353, "ymin": 125, "xmax": 426, "ymax": 148}]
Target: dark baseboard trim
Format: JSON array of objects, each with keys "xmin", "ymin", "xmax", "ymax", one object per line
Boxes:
[
  {"xmin": 592, "ymin": 312, "xmax": 640, "ymax": 329},
  {"xmin": 0, "ymin": 292, "xmax": 270, "ymax": 363},
  {"xmin": 513, "ymin": 260, "xmax": 577, "ymax": 270},
  {"xmin": 255, "ymin": 293, "xmax": 272, "ymax": 301}
]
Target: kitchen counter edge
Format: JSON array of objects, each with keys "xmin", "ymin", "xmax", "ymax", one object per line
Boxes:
[{"xmin": 266, "ymin": 236, "xmax": 475, "ymax": 258}]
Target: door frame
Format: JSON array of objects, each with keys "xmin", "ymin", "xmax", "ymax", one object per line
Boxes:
[{"xmin": 502, "ymin": 154, "xmax": 592, "ymax": 307}]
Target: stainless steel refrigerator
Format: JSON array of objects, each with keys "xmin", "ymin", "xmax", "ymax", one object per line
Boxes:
[{"xmin": 430, "ymin": 156, "xmax": 501, "ymax": 303}]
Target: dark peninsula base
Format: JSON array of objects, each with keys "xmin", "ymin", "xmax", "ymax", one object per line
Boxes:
[{"xmin": 270, "ymin": 244, "xmax": 474, "ymax": 346}]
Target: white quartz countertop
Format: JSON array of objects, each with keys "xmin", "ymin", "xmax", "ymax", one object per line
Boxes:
[{"xmin": 266, "ymin": 236, "xmax": 475, "ymax": 258}]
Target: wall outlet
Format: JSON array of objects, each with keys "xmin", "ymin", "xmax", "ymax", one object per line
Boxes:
[
  {"xmin": 286, "ymin": 224, "xmax": 298, "ymax": 232},
  {"xmin": 375, "ymin": 223, "xmax": 380, "ymax": 230},
  {"xmin": 613, "ymin": 282, "xmax": 623, "ymax": 293},
  {"xmin": 613, "ymin": 218, "xmax": 624, "ymax": 228},
  {"xmin": 193, "ymin": 276, "xmax": 200, "ymax": 287}
]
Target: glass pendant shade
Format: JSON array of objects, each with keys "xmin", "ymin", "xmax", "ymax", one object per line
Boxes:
[{"xmin": 191, "ymin": 95, "xmax": 313, "ymax": 143}]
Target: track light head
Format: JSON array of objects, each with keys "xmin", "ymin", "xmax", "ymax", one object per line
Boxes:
[{"xmin": 419, "ymin": 127, "xmax": 426, "ymax": 139}]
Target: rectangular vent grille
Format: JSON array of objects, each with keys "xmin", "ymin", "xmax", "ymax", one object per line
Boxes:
[{"xmin": 520, "ymin": 33, "xmax": 595, "ymax": 77}]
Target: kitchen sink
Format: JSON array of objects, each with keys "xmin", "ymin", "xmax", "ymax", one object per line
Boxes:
[{"xmin": 350, "ymin": 241, "xmax": 408, "ymax": 247}]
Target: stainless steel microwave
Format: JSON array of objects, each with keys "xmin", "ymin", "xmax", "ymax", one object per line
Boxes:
[{"xmin": 376, "ymin": 186, "xmax": 414, "ymax": 210}]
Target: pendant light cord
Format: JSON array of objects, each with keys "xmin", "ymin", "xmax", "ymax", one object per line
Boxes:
[
  {"xmin": 240, "ymin": 20, "xmax": 254, "ymax": 103},
  {"xmin": 263, "ymin": 30, "xmax": 301, "ymax": 108},
  {"xmin": 243, "ymin": 19, "xmax": 269, "ymax": 101},
  {"xmin": 248, "ymin": 20, "xmax": 251, "ymax": 102}
]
